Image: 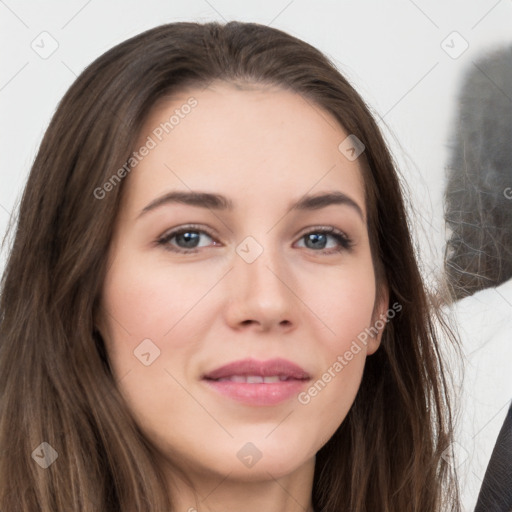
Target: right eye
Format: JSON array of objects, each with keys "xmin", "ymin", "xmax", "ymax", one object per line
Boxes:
[{"xmin": 157, "ymin": 225, "xmax": 221, "ymax": 254}]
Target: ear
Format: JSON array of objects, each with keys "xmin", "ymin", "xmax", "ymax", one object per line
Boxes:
[{"xmin": 366, "ymin": 283, "xmax": 390, "ymax": 356}]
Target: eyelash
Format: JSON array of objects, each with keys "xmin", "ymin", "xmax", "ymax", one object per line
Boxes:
[{"xmin": 156, "ymin": 224, "xmax": 353, "ymax": 255}]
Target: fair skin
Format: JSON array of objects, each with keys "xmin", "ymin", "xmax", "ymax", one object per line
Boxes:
[{"xmin": 97, "ymin": 81, "xmax": 389, "ymax": 512}]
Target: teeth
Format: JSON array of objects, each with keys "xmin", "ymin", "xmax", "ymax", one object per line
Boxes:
[
  {"xmin": 216, "ymin": 375, "xmax": 288, "ymax": 383},
  {"xmin": 246, "ymin": 375, "xmax": 264, "ymax": 383}
]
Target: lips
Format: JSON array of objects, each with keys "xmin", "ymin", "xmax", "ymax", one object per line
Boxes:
[
  {"xmin": 201, "ymin": 358, "xmax": 311, "ymax": 406},
  {"xmin": 215, "ymin": 375, "xmax": 288, "ymax": 383},
  {"xmin": 202, "ymin": 357, "xmax": 310, "ymax": 381}
]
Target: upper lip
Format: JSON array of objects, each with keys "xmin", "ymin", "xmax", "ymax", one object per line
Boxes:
[{"xmin": 202, "ymin": 358, "xmax": 310, "ymax": 380}]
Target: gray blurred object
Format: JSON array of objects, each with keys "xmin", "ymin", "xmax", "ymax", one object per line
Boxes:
[{"xmin": 444, "ymin": 45, "xmax": 512, "ymax": 301}]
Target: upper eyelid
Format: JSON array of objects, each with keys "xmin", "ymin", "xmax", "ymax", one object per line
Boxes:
[{"xmin": 159, "ymin": 224, "xmax": 218, "ymax": 241}]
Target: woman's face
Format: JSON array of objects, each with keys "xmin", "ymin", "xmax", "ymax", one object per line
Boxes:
[{"xmin": 97, "ymin": 81, "xmax": 388, "ymax": 484}]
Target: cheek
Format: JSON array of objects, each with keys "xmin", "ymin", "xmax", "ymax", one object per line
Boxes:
[
  {"xmin": 100, "ymin": 254, "xmax": 219, "ymax": 348},
  {"xmin": 296, "ymin": 259, "xmax": 376, "ymax": 420},
  {"xmin": 297, "ymin": 300, "xmax": 371, "ymax": 450},
  {"xmin": 97, "ymin": 258, "xmax": 207, "ymax": 436},
  {"xmin": 307, "ymin": 257, "xmax": 377, "ymax": 348}
]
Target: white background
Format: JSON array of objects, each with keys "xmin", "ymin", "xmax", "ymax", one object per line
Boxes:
[{"xmin": 1, "ymin": 1, "xmax": 511, "ymax": 510}]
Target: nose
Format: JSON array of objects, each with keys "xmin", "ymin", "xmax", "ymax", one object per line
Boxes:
[{"xmin": 222, "ymin": 241, "xmax": 298, "ymax": 333}]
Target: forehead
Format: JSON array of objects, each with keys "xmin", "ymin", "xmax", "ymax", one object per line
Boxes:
[{"xmin": 122, "ymin": 81, "xmax": 366, "ymax": 218}]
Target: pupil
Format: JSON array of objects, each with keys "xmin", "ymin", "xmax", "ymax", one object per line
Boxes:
[
  {"xmin": 306, "ymin": 233, "xmax": 326, "ymax": 249},
  {"xmin": 177, "ymin": 232, "xmax": 199, "ymax": 248}
]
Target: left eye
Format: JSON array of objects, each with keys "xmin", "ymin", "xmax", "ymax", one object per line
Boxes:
[{"xmin": 295, "ymin": 229, "xmax": 352, "ymax": 253}]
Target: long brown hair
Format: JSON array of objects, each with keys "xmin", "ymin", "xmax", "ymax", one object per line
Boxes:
[{"xmin": 0, "ymin": 21, "xmax": 460, "ymax": 511}]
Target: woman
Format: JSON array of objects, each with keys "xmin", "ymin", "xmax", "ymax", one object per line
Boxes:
[{"xmin": 0, "ymin": 21, "xmax": 460, "ymax": 511}]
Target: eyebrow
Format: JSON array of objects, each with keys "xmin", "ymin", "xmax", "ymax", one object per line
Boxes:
[{"xmin": 137, "ymin": 190, "xmax": 365, "ymax": 221}]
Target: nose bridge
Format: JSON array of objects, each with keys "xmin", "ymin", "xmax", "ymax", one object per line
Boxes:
[
  {"xmin": 225, "ymin": 233, "xmax": 296, "ymax": 329},
  {"xmin": 234, "ymin": 234, "xmax": 286, "ymax": 295}
]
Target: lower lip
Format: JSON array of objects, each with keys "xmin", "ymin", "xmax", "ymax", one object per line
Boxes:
[{"xmin": 203, "ymin": 379, "xmax": 309, "ymax": 406}]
